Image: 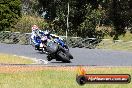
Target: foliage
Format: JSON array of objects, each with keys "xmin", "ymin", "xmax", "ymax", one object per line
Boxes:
[
  {"xmin": 12, "ymin": 15, "xmax": 48, "ymax": 33},
  {"xmin": 41, "ymin": 0, "xmax": 132, "ymax": 38},
  {"xmin": 21, "ymin": 0, "xmax": 40, "ymax": 16},
  {"xmin": 108, "ymin": 0, "xmax": 132, "ymax": 39},
  {"xmin": 0, "ymin": 0, "xmax": 21, "ymax": 31},
  {"xmin": 1, "ymin": 0, "xmax": 132, "ymax": 39},
  {"xmin": 78, "ymin": 4, "xmax": 105, "ymax": 38},
  {"xmin": 38, "ymin": 0, "xmax": 110, "ymax": 37}
]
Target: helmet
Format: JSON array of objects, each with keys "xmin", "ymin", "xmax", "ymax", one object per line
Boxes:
[
  {"xmin": 32, "ymin": 25, "xmax": 40, "ymax": 36},
  {"xmin": 32, "ymin": 25, "xmax": 39, "ymax": 31}
]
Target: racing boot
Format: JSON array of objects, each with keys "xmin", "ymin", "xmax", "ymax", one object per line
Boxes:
[
  {"xmin": 42, "ymin": 46, "xmax": 49, "ymax": 54},
  {"xmin": 47, "ymin": 54, "xmax": 53, "ymax": 61},
  {"xmin": 35, "ymin": 45, "xmax": 39, "ymax": 50},
  {"xmin": 64, "ymin": 45, "xmax": 69, "ymax": 51}
]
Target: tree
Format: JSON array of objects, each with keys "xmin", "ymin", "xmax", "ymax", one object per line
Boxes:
[
  {"xmin": 108, "ymin": 0, "xmax": 132, "ymax": 39},
  {"xmin": 78, "ymin": 4, "xmax": 105, "ymax": 38},
  {"xmin": 37, "ymin": 0, "xmax": 57, "ymax": 20},
  {"xmin": 0, "ymin": 0, "xmax": 21, "ymax": 31},
  {"xmin": 30, "ymin": 0, "xmax": 132, "ymax": 38},
  {"xmin": 21, "ymin": 0, "xmax": 40, "ymax": 16},
  {"xmin": 52, "ymin": 0, "xmax": 89, "ymax": 36}
]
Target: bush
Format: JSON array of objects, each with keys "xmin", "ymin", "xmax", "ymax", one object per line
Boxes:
[
  {"xmin": 0, "ymin": 0, "xmax": 21, "ymax": 31},
  {"xmin": 12, "ymin": 15, "xmax": 48, "ymax": 33}
]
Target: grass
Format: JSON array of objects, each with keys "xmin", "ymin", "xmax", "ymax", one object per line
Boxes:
[
  {"xmin": 104, "ymin": 31, "xmax": 132, "ymax": 42},
  {"xmin": 97, "ymin": 31, "xmax": 132, "ymax": 51},
  {"xmin": 0, "ymin": 67, "xmax": 132, "ymax": 88},
  {"xmin": 0, "ymin": 53, "xmax": 34, "ymax": 64},
  {"xmin": 97, "ymin": 41, "xmax": 132, "ymax": 51}
]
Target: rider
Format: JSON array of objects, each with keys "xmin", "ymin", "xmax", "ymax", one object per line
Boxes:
[
  {"xmin": 31, "ymin": 25, "xmax": 66, "ymax": 61},
  {"xmin": 31, "ymin": 25, "xmax": 45, "ymax": 50},
  {"xmin": 31, "ymin": 25, "xmax": 60, "ymax": 50}
]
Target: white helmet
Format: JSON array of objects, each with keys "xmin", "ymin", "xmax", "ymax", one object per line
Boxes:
[
  {"xmin": 32, "ymin": 25, "xmax": 39, "ymax": 31},
  {"xmin": 32, "ymin": 25, "xmax": 40, "ymax": 36}
]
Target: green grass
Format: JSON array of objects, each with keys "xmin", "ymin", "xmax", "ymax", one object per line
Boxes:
[
  {"xmin": 0, "ymin": 67, "xmax": 132, "ymax": 88},
  {"xmin": 97, "ymin": 32, "xmax": 132, "ymax": 51},
  {"xmin": 104, "ymin": 31, "xmax": 132, "ymax": 42},
  {"xmin": 0, "ymin": 53, "xmax": 34, "ymax": 64},
  {"xmin": 97, "ymin": 41, "xmax": 132, "ymax": 51}
]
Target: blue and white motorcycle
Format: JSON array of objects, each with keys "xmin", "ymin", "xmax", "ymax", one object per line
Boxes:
[
  {"xmin": 40, "ymin": 35, "xmax": 73, "ymax": 63},
  {"xmin": 32, "ymin": 31, "xmax": 69, "ymax": 52},
  {"xmin": 52, "ymin": 36, "xmax": 69, "ymax": 51}
]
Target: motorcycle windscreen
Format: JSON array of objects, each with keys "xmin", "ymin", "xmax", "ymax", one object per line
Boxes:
[
  {"xmin": 54, "ymin": 38, "xmax": 65, "ymax": 46},
  {"xmin": 46, "ymin": 42, "xmax": 58, "ymax": 53}
]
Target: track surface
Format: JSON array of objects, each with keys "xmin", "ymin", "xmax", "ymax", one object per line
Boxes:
[{"xmin": 0, "ymin": 43, "xmax": 132, "ymax": 66}]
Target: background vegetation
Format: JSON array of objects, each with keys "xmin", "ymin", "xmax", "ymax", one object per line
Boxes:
[
  {"xmin": 1, "ymin": 0, "xmax": 132, "ymax": 40},
  {"xmin": 0, "ymin": 0, "xmax": 21, "ymax": 31}
]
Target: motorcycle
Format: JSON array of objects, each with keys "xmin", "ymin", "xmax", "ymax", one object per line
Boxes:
[
  {"xmin": 53, "ymin": 37, "xmax": 69, "ymax": 51},
  {"xmin": 40, "ymin": 36, "xmax": 73, "ymax": 63},
  {"xmin": 36, "ymin": 32, "xmax": 69, "ymax": 53}
]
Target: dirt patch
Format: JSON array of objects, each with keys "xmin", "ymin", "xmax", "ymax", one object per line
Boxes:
[{"xmin": 0, "ymin": 65, "xmax": 131, "ymax": 73}]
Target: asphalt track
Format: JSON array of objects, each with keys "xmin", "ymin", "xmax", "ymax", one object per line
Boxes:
[{"xmin": 0, "ymin": 43, "xmax": 132, "ymax": 66}]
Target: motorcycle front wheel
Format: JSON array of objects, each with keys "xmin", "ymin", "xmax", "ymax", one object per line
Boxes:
[{"xmin": 58, "ymin": 51, "xmax": 71, "ymax": 63}]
